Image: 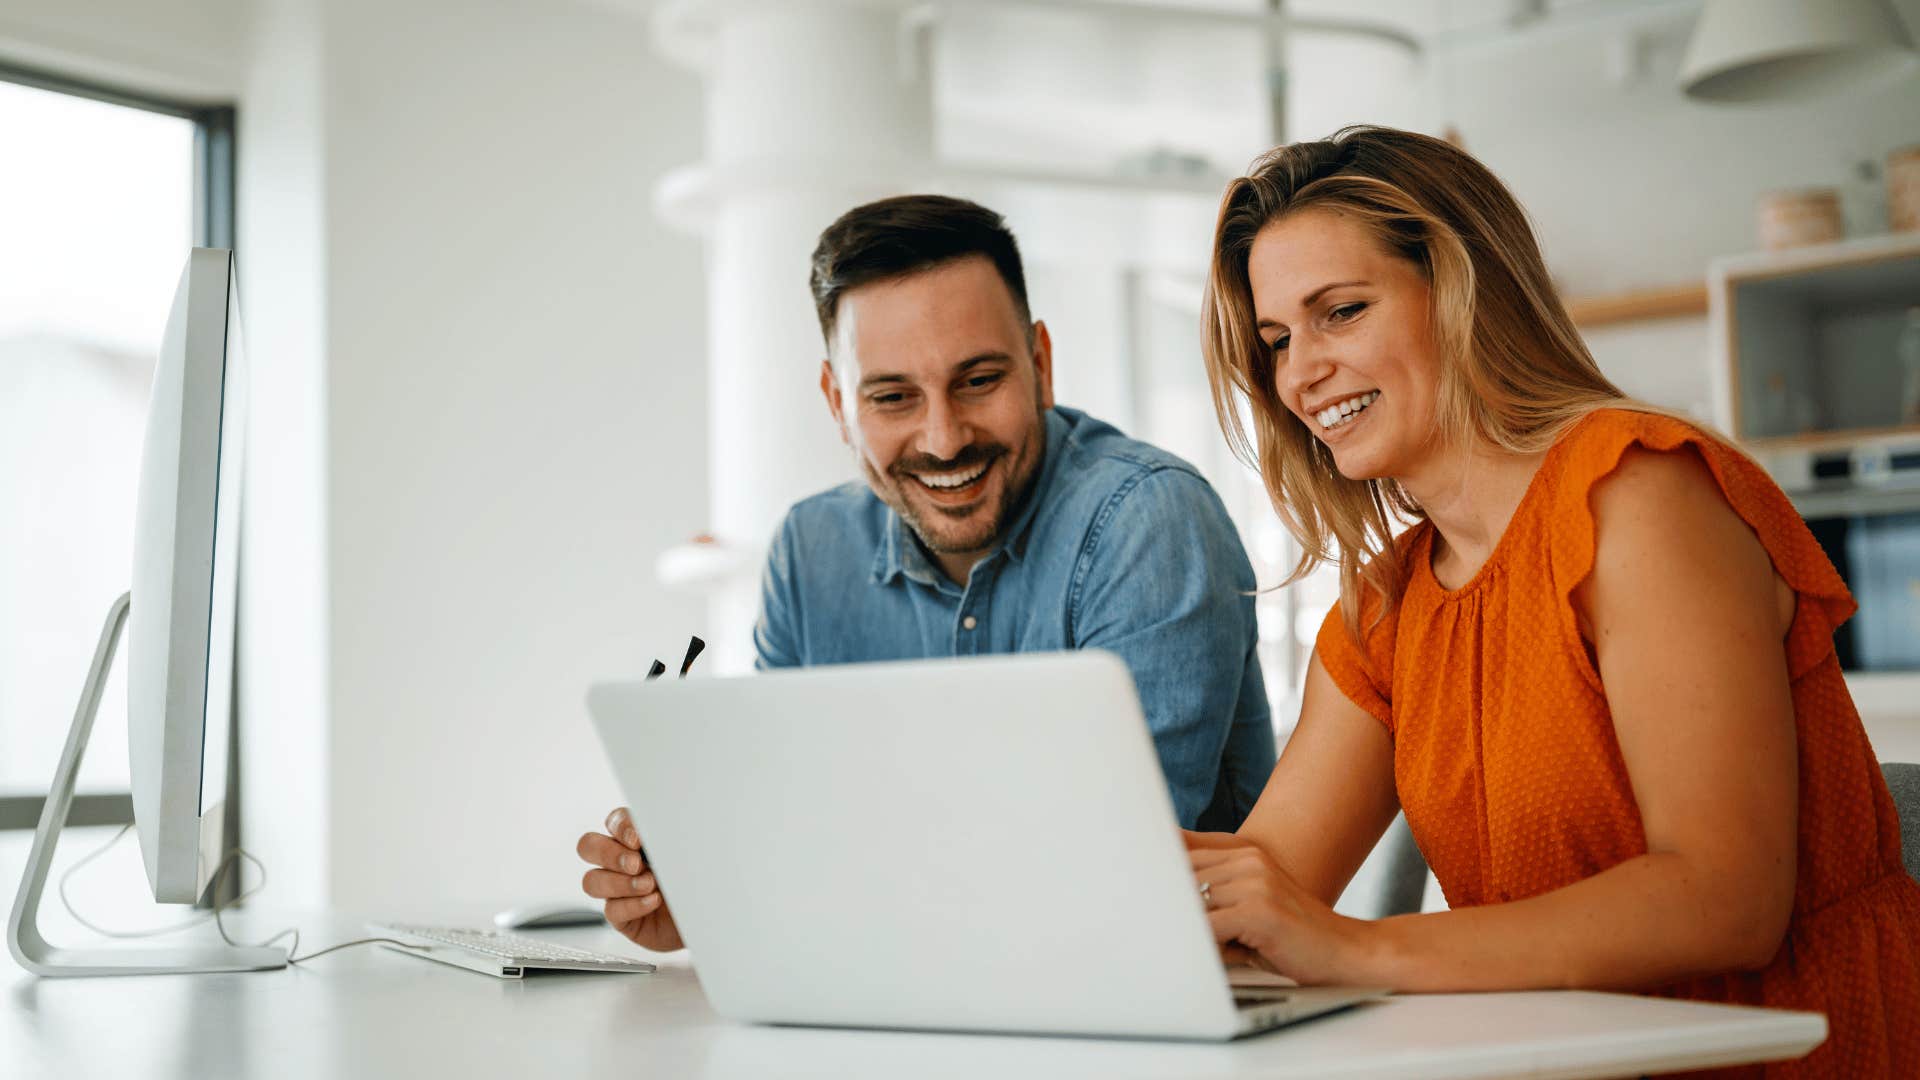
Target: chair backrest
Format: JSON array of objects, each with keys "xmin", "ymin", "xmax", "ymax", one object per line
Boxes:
[
  {"xmin": 1373, "ymin": 813, "xmax": 1431, "ymax": 918},
  {"xmin": 1885, "ymin": 762, "xmax": 1920, "ymax": 884},
  {"xmin": 1371, "ymin": 766, "xmax": 1920, "ymax": 916}
]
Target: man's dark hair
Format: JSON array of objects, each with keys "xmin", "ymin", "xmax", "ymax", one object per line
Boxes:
[{"xmin": 809, "ymin": 194, "xmax": 1030, "ymax": 348}]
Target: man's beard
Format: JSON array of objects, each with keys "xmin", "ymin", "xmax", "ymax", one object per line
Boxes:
[{"xmin": 867, "ymin": 413, "xmax": 1046, "ymax": 559}]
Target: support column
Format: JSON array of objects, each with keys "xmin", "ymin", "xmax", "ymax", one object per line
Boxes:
[{"xmin": 654, "ymin": 0, "xmax": 936, "ymax": 671}]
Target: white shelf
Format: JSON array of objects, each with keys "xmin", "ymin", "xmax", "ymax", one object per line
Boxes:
[
  {"xmin": 644, "ymin": 0, "xmax": 1421, "ymax": 73},
  {"xmin": 1711, "ymin": 232, "xmax": 1920, "ymax": 284},
  {"xmin": 652, "ymin": 156, "xmax": 1228, "ymax": 234},
  {"xmin": 1708, "ymin": 232, "xmax": 1920, "ymax": 444},
  {"xmin": 655, "ymin": 538, "xmax": 758, "ymax": 592}
]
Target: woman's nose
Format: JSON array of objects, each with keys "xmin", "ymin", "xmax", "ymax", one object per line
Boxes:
[{"xmin": 1278, "ymin": 335, "xmax": 1335, "ymax": 402}]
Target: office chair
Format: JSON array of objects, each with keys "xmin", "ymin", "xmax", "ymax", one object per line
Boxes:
[
  {"xmin": 1885, "ymin": 762, "xmax": 1920, "ymax": 883},
  {"xmin": 1372, "ymin": 813, "xmax": 1431, "ymax": 918},
  {"xmin": 1363, "ymin": 765, "xmax": 1920, "ymax": 922}
]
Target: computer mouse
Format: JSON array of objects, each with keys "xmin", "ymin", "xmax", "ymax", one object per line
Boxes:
[{"xmin": 493, "ymin": 903, "xmax": 607, "ymax": 930}]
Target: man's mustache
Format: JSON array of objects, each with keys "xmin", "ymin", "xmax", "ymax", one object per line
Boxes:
[{"xmin": 889, "ymin": 444, "xmax": 1005, "ymax": 479}]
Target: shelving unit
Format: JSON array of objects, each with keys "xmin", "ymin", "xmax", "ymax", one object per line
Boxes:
[
  {"xmin": 1706, "ymin": 233, "xmax": 1920, "ymax": 677},
  {"xmin": 1708, "ymin": 232, "xmax": 1920, "ymax": 447},
  {"xmin": 1565, "ymin": 282, "xmax": 1708, "ymax": 327}
]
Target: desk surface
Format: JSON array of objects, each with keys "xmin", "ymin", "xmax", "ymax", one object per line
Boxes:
[{"xmin": 4, "ymin": 912, "xmax": 1825, "ymax": 1080}]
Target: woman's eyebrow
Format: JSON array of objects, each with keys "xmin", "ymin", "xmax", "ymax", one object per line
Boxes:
[
  {"xmin": 1300, "ymin": 279, "xmax": 1369, "ymax": 307},
  {"xmin": 1257, "ymin": 279, "xmax": 1371, "ymax": 330}
]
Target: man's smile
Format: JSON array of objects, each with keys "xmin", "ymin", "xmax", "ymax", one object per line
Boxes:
[{"xmin": 911, "ymin": 460, "xmax": 989, "ymax": 490}]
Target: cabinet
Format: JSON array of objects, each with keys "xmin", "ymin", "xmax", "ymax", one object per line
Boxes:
[
  {"xmin": 1710, "ymin": 233, "xmax": 1920, "ymax": 451},
  {"xmin": 1709, "ymin": 234, "xmax": 1920, "ymax": 673}
]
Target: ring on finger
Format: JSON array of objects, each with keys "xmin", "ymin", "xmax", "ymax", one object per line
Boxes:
[{"xmin": 1199, "ymin": 880, "xmax": 1213, "ymax": 906}]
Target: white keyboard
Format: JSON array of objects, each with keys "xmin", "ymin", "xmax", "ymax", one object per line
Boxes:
[{"xmin": 368, "ymin": 922, "xmax": 656, "ymax": 979}]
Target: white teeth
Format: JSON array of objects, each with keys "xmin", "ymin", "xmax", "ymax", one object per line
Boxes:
[
  {"xmin": 1316, "ymin": 391, "xmax": 1378, "ymax": 431},
  {"xmin": 916, "ymin": 462, "xmax": 989, "ymax": 489}
]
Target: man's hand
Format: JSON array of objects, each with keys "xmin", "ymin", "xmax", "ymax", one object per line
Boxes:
[{"xmin": 577, "ymin": 807, "xmax": 683, "ymax": 952}]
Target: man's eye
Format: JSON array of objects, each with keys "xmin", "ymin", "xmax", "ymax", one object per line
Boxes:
[
  {"xmin": 965, "ymin": 373, "xmax": 1003, "ymax": 390},
  {"xmin": 1330, "ymin": 302, "xmax": 1367, "ymax": 321},
  {"xmin": 872, "ymin": 393, "xmax": 907, "ymax": 406}
]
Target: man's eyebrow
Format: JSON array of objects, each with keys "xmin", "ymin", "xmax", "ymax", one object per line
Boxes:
[
  {"xmin": 1255, "ymin": 280, "xmax": 1370, "ymax": 330},
  {"xmin": 856, "ymin": 352, "xmax": 1015, "ymax": 391},
  {"xmin": 954, "ymin": 352, "xmax": 1014, "ymax": 373}
]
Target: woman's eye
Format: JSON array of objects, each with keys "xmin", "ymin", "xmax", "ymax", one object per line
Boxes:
[
  {"xmin": 1269, "ymin": 335, "xmax": 1290, "ymax": 355},
  {"xmin": 1329, "ymin": 302, "xmax": 1367, "ymax": 322}
]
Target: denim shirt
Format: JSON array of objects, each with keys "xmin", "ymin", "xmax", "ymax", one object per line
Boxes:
[{"xmin": 753, "ymin": 406, "xmax": 1276, "ymax": 830}]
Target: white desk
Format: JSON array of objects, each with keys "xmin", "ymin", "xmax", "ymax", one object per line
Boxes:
[{"xmin": 3, "ymin": 911, "xmax": 1825, "ymax": 1080}]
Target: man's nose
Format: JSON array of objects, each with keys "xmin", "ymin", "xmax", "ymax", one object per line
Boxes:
[{"xmin": 918, "ymin": 395, "xmax": 972, "ymax": 462}]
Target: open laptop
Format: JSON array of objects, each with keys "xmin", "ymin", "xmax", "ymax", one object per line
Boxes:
[{"xmin": 586, "ymin": 650, "xmax": 1386, "ymax": 1041}]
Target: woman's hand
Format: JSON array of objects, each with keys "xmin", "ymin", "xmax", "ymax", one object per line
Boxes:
[{"xmin": 1184, "ymin": 829, "xmax": 1373, "ymax": 986}]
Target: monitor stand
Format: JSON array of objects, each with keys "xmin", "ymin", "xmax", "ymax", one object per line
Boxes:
[{"xmin": 6, "ymin": 591, "xmax": 288, "ymax": 976}]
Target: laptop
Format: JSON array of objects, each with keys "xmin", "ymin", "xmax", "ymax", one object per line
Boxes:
[{"xmin": 586, "ymin": 650, "xmax": 1386, "ymax": 1041}]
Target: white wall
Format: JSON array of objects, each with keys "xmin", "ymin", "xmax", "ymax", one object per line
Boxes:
[
  {"xmin": 235, "ymin": 0, "xmax": 331, "ymax": 910},
  {"xmin": 312, "ymin": 0, "xmax": 707, "ymax": 916}
]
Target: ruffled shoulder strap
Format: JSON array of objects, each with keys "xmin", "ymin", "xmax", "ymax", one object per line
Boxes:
[{"xmin": 1544, "ymin": 407, "xmax": 1855, "ymax": 679}]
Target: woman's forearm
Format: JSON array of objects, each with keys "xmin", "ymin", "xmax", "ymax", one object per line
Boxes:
[{"xmin": 1346, "ymin": 850, "xmax": 1790, "ymax": 992}]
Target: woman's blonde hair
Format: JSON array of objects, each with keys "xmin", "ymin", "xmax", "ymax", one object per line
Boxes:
[{"xmin": 1200, "ymin": 125, "xmax": 1632, "ymax": 648}]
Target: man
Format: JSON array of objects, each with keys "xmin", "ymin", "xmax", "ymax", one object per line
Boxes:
[{"xmin": 579, "ymin": 195, "xmax": 1275, "ymax": 950}]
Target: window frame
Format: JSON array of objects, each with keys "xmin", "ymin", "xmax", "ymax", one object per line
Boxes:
[{"xmin": 0, "ymin": 60, "xmax": 238, "ymax": 838}]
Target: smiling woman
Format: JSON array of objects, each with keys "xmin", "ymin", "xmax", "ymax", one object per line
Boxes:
[
  {"xmin": 1202, "ymin": 127, "xmax": 1624, "ymax": 649},
  {"xmin": 1193, "ymin": 126, "xmax": 1920, "ymax": 1078}
]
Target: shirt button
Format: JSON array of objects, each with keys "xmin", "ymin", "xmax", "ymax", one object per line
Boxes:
[{"xmin": 962, "ymin": 616, "xmax": 978, "ymax": 630}]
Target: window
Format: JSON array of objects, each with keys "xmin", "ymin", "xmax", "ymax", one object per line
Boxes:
[{"xmin": 0, "ymin": 63, "xmax": 234, "ymax": 832}]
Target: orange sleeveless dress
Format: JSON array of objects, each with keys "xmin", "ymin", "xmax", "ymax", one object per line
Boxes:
[{"xmin": 1315, "ymin": 408, "xmax": 1920, "ymax": 1076}]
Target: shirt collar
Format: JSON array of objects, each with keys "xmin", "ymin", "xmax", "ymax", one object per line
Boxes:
[{"xmin": 868, "ymin": 407, "xmax": 1069, "ymax": 588}]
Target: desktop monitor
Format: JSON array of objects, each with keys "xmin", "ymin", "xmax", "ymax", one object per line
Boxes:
[
  {"xmin": 8, "ymin": 247, "xmax": 282, "ymax": 975},
  {"xmin": 129, "ymin": 246, "xmax": 246, "ymax": 904}
]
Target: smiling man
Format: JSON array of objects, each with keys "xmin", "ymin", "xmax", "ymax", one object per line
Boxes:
[{"xmin": 748, "ymin": 194, "xmax": 1276, "ymax": 830}]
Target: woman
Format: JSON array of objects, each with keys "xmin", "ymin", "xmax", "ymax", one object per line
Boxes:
[{"xmin": 1193, "ymin": 125, "xmax": 1920, "ymax": 1076}]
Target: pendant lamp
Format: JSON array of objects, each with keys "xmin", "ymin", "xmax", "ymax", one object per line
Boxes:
[{"xmin": 1679, "ymin": 0, "xmax": 1917, "ymax": 102}]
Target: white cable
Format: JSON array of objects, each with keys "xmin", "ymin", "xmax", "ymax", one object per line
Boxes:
[
  {"xmin": 207, "ymin": 864, "xmax": 428, "ymax": 964},
  {"xmin": 57, "ymin": 824, "xmax": 265, "ymax": 939},
  {"xmin": 57, "ymin": 823, "xmax": 429, "ymax": 965}
]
